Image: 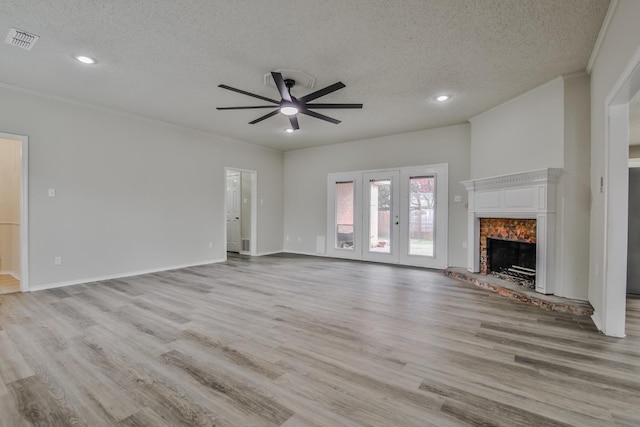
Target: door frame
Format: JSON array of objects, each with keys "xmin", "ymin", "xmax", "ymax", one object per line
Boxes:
[
  {"xmin": 223, "ymin": 167, "xmax": 257, "ymax": 258},
  {"xmin": 0, "ymin": 132, "xmax": 28, "ymax": 292},
  {"xmin": 600, "ymin": 45, "xmax": 640, "ymax": 337},
  {"xmin": 225, "ymin": 170, "xmax": 242, "ymax": 253}
]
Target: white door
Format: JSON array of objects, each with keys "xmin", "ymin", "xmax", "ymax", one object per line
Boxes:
[
  {"xmin": 363, "ymin": 171, "xmax": 400, "ymax": 263},
  {"xmin": 398, "ymin": 165, "xmax": 448, "ymax": 268},
  {"xmin": 226, "ymin": 171, "xmax": 241, "ymax": 252}
]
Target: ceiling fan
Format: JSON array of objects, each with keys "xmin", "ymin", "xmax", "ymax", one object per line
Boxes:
[{"xmin": 217, "ymin": 71, "xmax": 363, "ymax": 130}]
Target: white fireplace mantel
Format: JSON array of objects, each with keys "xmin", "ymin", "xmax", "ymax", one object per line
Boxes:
[{"xmin": 462, "ymin": 168, "xmax": 563, "ymax": 294}]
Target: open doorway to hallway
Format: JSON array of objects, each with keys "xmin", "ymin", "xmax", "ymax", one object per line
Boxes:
[
  {"xmin": 225, "ymin": 168, "xmax": 257, "ymax": 257},
  {"xmin": 0, "ymin": 132, "xmax": 28, "ymax": 293},
  {"xmin": 628, "ymin": 90, "xmax": 640, "ymax": 296},
  {"xmin": 626, "ymin": 89, "xmax": 640, "ymax": 332},
  {"xmin": 604, "ymin": 49, "xmax": 640, "ymax": 337}
]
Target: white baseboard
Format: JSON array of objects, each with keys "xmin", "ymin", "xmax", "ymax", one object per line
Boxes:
[
  {"xmin": 0, "ymin": 270, "xmax": 20, "ymax": 280},
  {"xmin": 280, "ymin": 250, "xmax": 322, "ymax": 256},
  {"xmin": 255, "ymin": 250, "xmax": 286, "ymax": 256},
  {"xmin": 29, "ymin": 258, "xmax": 225, "ymax": 292},
  {"xmin": 591, "ymin": 310, "xmax": 603, "ymax": 333}
]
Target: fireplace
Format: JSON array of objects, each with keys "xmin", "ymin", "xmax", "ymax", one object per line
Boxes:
[
  {"xmin": 480, "ymin": 218, "xmax": 537, "ymax": 288},
  {"xmin": 487, "ymin": 238, "xmax": 536, "ymax": 287},
  {"xmin": 462, "ymin": 168, "xmax": 562, "ymax": 294}
]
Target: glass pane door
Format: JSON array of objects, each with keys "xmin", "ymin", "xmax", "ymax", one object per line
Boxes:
[
  {"xmin": 335, "ymin": 181, "xmax": 355, "ymax": 250},
  {"xmin": 399, "ymin": 165, "xmax": 448, "ymax": 268},
  {"xmin": 326, "ymin": 172, "xmax": 362, "ymax": 259},
  {"xmin": 408, "ymin": 175, "xmax": 435, "ymax": 257},
  {"xmin": 363, "ymin": 171, "xmax": 399, "ymax": 263}
]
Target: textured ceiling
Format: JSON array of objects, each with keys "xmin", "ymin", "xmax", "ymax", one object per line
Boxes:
[{"xmin": 0, "ymin": 0, "xmax": 610, "ymax": 151}]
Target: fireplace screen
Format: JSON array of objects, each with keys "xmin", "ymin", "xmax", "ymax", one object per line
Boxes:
[{"xmin": 487, "ymin": 238, "xmax": 536, "ymax": 287}]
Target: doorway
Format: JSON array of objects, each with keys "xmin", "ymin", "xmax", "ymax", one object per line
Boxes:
[
  {"xmin": 628, "ymin": 164, "xmax": 640, "ymax": 295},
  {"xmin": 0, "ymin": 132, "xmax": 28, "ymax": 293},
  {"xmin": 225, "ymin": 168, "xmax": 257, "ymax": 256},
  {"xmin": 327, "ymin": 164, "xmax": 448, "ymax": 269},
  {"xmin": 603, "ymin": 48, "xmax": 640, "ymax": 337}
]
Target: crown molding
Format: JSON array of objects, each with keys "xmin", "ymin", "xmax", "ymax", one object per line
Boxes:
[{"xmin": 587, "ymin": 0, "xmax": 619, "ymax": 74}]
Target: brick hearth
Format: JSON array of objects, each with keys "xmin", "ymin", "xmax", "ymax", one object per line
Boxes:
[{"xmin": 444, "ymin": 267, "xmax": 593, "ymax": 316}]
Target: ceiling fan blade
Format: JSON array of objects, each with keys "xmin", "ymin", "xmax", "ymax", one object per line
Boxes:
[
  {"xmin": 217, "ymin": 106, "xmax": 278, "ymax": 110},
  {"xmin": 300, "ymin": 109, "xmax": 341, "ymax": 124},
  {"xmin": 288, "ymin": 115, "xmax": 300, "ymax": 130},
  {"xmin": 249, "ymin": 109, "xmax": 279, "ymax": 124},
  {"xmin": 298, "ymin": 82, "xmax": 346, "ymax": 103},
  {"xmin": 304, "ymin": 103, "xmax": 363, "ymax": 109},
  {"xmin": 218, "ymin": 84, "xmax": 280, "ymax": 104},
  {"xmin": 271, "ymin": 72, "xmax": 292, "ymax": 102},
  {"xmin": 216, "ymin": 105, "xmax": 274, "ymax": 110}
]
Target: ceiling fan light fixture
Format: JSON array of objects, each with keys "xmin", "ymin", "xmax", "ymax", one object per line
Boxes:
[
  {"xmin": 280, "ymin": 105, "xmax": 299, "ymax": 116},
  {"xmin": 285, "ymin": 128, "xmax": 295, "ymax": 133},
  {"xmin": 435, "ymin": 95, "xmax": 451, "ymax": 102}
]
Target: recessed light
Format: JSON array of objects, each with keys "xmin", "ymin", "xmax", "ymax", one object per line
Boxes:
[
  {"xmin": 435, "ymin": 95, "xmax": 451, "ymax": 102},
  {"xmin": 74, "ymin": 55, "xmax": 96, "ymax": 64},
  {"xmin": 285, "ymin": 128, "xmax": 295, "ymax": 133}
]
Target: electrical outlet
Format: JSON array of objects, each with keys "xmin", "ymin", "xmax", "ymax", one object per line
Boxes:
[
  {"xmin": 454, "ymin": 195, "xmax": 462, "ymax": 203},
  {"xmin": 54, "ymin": 256, "xmax": 62, "ymax": 265},
  {"xmin": 48, "ymin": 188, "xmax": 56, "ymax": 197}
]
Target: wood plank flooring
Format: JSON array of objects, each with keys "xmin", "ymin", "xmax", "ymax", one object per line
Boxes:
[
  {"xmin": 0, "ymin": 253, "xmax": 639, "ymax": 426},
  {"xmin": 0, "ymin": 274, "xmax": 20, "ymax": 295}
]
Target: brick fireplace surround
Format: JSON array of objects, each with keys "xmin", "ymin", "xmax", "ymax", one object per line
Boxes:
[{"xmin": 479, "ymin": 218, "xmax": 537, "ymax": 274}]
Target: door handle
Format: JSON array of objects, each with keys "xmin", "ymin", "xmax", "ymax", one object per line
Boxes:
[
  {"xmin": 395, "ymin": 221, "xmax": 399, "ymax": 225},
  {"xmin": 235, "ymin": 217, "xmax": 239, "ymax": 220}
]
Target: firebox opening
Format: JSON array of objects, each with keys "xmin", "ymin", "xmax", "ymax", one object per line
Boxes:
[{"xmin": 487, "ymin": 238, "xmax": 536, "ymax": 289}]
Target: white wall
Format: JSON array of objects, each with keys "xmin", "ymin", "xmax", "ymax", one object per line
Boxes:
[
  {"xmin": 589, "ymin": 0, "xmax": 640, "ymax": 335},
  {"xmin": 558, "ymin": 74, "xmax": 591, "ymax": 299},
  {"xmin": 0, "ymin": 138, "xmax": 20, "ymax": 277},
  {"xmin": 470, "ymin": 78, "xmax": 564, "ymax": 179},
  {"xmin": 0, "ymin": 84, "xmax": 284, "ymax": 289},
  {"xmin": 469, "ymin": 75, "xmax": 591, "ymax": 300},
  {"xmin": 283, "ymin": 124, "xmax": 470, "ymax": 267}
]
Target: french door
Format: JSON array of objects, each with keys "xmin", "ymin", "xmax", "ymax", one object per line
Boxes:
[
  {"xmin": 363, "ymin": 171, "xmax": 400, "ymax": 263},
  {"xmin": 327, "ymin": 164, "xmax": 448, "ymax": 269}
]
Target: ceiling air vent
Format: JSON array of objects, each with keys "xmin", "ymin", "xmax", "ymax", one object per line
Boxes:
[{"xmin": 5, "ymin": 28, "xmax": 39, "ymax": 50}]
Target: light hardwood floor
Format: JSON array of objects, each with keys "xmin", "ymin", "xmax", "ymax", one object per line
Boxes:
[
  {"xmin": 0, "ymin": 253, "xmax": 639, "ymax": 426},
  {"xmin": 0, "ymin": 274, "xmax": 20, "ymax": 295}
]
